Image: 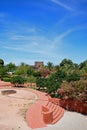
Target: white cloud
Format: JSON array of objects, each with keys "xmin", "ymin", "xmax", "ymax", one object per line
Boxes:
[
  {"xmin": 54, "ymin": 29, "xmax": 73, "ymax": 43},
  {"xmin": 51, "ymin": 0, "xmax": 74, "ymax": 11},
  {"xmin": 3, "ymin": 28, "xmax": 74, "ymax": 60},
  {"xmin": 1, "ymin": 19, "xmax": 76, "ymax": 65}
]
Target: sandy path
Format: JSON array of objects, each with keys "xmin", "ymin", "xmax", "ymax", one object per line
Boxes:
[{"xmin": 0, "ymin": 88, "xmax": 38, "ymax": 130}]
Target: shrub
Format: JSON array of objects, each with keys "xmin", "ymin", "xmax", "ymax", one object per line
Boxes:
[
  {"xmin": 67, "ymin": 73, "xmax": 80, "ymax": 82},
  {"xmin": 11, "ymin": 76, "xmax": 25, "ymax": 84},
  {"xmin": 2, "ymin": 77, "xmax": 12, "ymax": 82},
  {"xmin": 25, "ymin": 76, "xmax": 36, "ymax": 83},
  {"xmin": 58, "ymin": 80, "xmax": 87, "ymax": 102},
  {"xmin": 36, "ymin": 77, "xmax": 47, "ymax": 90}
]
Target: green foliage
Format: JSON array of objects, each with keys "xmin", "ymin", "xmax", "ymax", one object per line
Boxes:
[
  {"xmin": 46, "ymin": 77, "xmax": 61, "ymax": 95},
  {"xmin": 67, "ymin": 73, "xmax": 80, "ymax": 82},
  {"xmin": 11, "ymin": 76, "xmax": 25, "ymax": 84},
  {"xmin": 15, "ymin": 64, "xmax": 29, "ymax": 76},
  {"xmin": 45, "ymin": 70, "xmax": 67, "ymax": 96},
  {"xmin": 79, "ymin": 60, "xmax": 87, "ymax": 69},
  {"xmin": 0, "ymin": 67, "xmax": 7, "ymax": 78},
  {"xmin": 27, "ymin": 68, "xmax": 34, "ymax": 76},
  {"xmin": 79, "ymin": 60, "xmax": 87, "ymax": 76},
  {"xmin": 55, "ymin": 70, "xmax": 67, "ymax": 81},
  {"xmin": 25, "ymin": 76, "xmax": 36, "ymax": 82},
  {"xmin": 2, "ymin": 77, "xmax": 12, "ymax": 82},
  {"xmin": 5, "ymin": 62, "xmax": 16, "ymax": 72},
  {"xmin": 33, "ymin": 71, "xmax": 41, "ymax": 77},
  {"xmin": 0, "ymin": 58, "xmax": 87, "ymax": 102},
  {"xmin": 0, "ymin": 59, "xmax": 4, "ymax": 67},
  {"xmin": 48, "ymin": 70, "xmax": 67, "ymax": 83},
  {"xmin": 36, "ymin": 77, "xmax": 47, "ymax": 89},
  {"xmin": 47, "ymin": 62, "xmax": 54, "ymax": 71},
  {"xmin": 58, "ymin": 80, "xmax": 87, "ymax": 102},
  {"xmin": 60, "ymin": 58, "xmax": 73, "ymax": 67},
  {"xmin": 59, "ymin": 58, "xmax": 79, "ymax": 75}
]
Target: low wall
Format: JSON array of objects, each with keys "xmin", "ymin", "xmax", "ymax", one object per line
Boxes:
[
  {"xmin": 49, "ymin": 97, "xmax": 60, "ymax": 105},
  {"xmin": 24, "ymin": 82, "xmax": 37, "ymax": 88},
  {"xmin": 59, "ymin": 99, "xmax": 87, "ymax": 115},
  {"xmin": 48, "ymin": 97, "xmax": 87, "ymax": 115}
]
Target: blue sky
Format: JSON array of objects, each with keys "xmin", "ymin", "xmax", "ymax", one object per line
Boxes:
[{"xmin": 0, "ymin": 0, "xmax": 87, "ymax": 65}]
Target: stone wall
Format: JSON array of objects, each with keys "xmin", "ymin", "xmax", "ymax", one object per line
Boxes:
[
  {"xmin": 48, "ymin": 97, "xmax": 87, "ymax": 115},
  {"xmin": 59, "ymin": 99, "xmax": 87, "ymax": 115}
]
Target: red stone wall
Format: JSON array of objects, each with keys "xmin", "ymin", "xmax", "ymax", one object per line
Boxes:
[
  {"xmin": 59, "ymin": 99, "xmax": 87, "ymax": 115},
  {"xmin": 48, "ymin": 97, "xmax": 87, "ymax": 115}
]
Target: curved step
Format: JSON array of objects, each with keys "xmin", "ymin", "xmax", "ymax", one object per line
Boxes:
[
  {"xmin": 46, "ymin": 102, "xmax": 55, "ymax": 109},
  {"xmin": 26, "ymin": 89, "xmax": 64, "ymax": 128},
  {"xmin": 45, "ymin": 102, "xmax": 64, "ymax": 125},
  {"xmin": 52, "ymin": 109, "xmax": 64, "ymax": 124},
  {"xmin": 52, "ymin": 106, "xmax": 60, "ymax": 116}
]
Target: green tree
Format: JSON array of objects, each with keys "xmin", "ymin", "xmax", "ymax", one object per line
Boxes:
[
  {"xmin": 79, "ymin": 60, "xmax": 87, "ymax": 75},
  {"xmin": 60, "ymin": 58, "xmax": 73, "ymax": 66},
  {"xmin": 26, "ymin": 76, "xmax": 36, "ymax": 83},
  {"xmin": 47, "ymin": 62, "xmax": 54, "ymax": 71},
  {"xmin": 5, "ymin": 62, "xmax": 16, "ymax": 72},
  {"xmin": 27, "ymin": 68, "xmax": 34, "ymax": 76},
  {"xmin": 59, "ymin": 58, "xmax": 77, "ymax": 75},
  {"xmin": 0, "ymin": 67, "xmax": 8, "ymax": 79},
  {"xmin": 36, "ymin": 77, "xmax": 47, "ymax": 90},
  {"xmin": 0, "ymin": 59, "xmax": 4, "ymax": 67},
  {"xmin": 46, "ymin": 77, "xmax": 60, "ymax": 96},
  {"xmin": 11, "ymin": 76, "xmax": 25, "ymax": 84},
  {"xmin": 67, "ymin": 73, "xmax": 80, "ymax": 82},
  {"xmin": 46, "ymin": 70, "xmax": 67, "ymax": 97},
  {"xmin": 15, "ymin": 63, "xmax": 29, "ymax": 77},
  {"xmin": 79, "ymin": 60, "xmax": 87, "ymax": 69},
  {"xmin": 33, "ymin": 71, "xmax": 41, "ymax": 78}
]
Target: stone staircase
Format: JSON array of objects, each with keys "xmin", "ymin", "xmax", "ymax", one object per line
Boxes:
[
  {"xmin": 26, "ymin": 89, "xmax": 64, "ymax": 129},
  {"xmin": 45, "ymin": 101, "xmax": 64, "ymax": 124}
]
